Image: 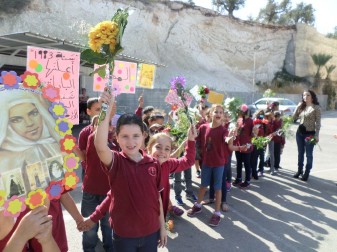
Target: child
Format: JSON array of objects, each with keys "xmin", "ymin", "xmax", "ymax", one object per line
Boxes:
[
  {"xmin": 272, "ymin": 111, "xmax": 285, "ymax": 171},
  {"xmin": 203, "ymin": 110, "xmax": 233, "ymax": 211},
  {"xmin": 250, "ymin": 109, "xmax": 268, "ymax": 179},
  {"xmin": 94, "ymin": 91, "xmax": 167, "ymax": 251},
  {"xmin": 264, "ymin": 110, "xmax": 276, "ymax": 175},
  {"xmin": 81, "ymin": 115, "xmax": 113, "ymax": 251},
  {"xmin": 232, "ymin": 104, "xmax": 254, "ymax": 189},
  {"xmin": 187, "ymin": 105, "xmax": 247, "ymax": 227},
  {"xmin": 76, "ymin": 97, "xmax": 102, "ymax": 178}
]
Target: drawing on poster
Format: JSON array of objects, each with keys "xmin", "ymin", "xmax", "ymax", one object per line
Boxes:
[
  {"xmin": 26, "ymin": 162, "xmax": 48, "ymax": 191},
  {"xmin": 46, "ymin": 156, "xmax": 65, "ymax": 181},
  {"xmin": 1, "ymin": 168, "xmax": 26, "ymax": 200}
]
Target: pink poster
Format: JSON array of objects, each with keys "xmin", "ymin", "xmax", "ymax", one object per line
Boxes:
[
  {"xmin": 93, "ymin": 60, "xmax": 137, "ymax": 94},
  {"xmin": 26, "ymin": 46, "xmax": 80, "ymax": 124}
]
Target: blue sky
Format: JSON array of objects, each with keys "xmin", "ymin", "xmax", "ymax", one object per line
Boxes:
[{"xmin": 190, "ymin": 0, "xmax": 336, "ymax": 35}]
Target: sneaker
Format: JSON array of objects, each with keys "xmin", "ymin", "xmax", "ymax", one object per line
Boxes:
[
  {"xmin": 221, "ymin": 202, "xmax": 229, "ymax": 212},
  {"xmin": 270, "ymin": 171, "xmax": 277, "ymax": 176},
  {"xmin": 171, "ymin": 206, "xmax": 184, "ymax": 216},
  {"xmin": 209, "ymin": 213, "xmax": 221, "ymax": 227},
  {"xmin": 239, "ymin": 181, "xmax": 250, "ymax": 189},
  {"xmin": 226, "ymin": 181, "xmax": 232, "ymax": 192},
  {"xmin": 258, "ymin": 171, "xmax": 264, "ymax": 177},
  {"xmin": 252, "ymin": 175, "xmax": 259, "ymax": 180},
  {"xmin": 176, "ymin": 197, "xmax": 185, "ymax": 206},
  {"xmin": 187, "ymin": 205, "xmax": 202, "ymax": 217},
  {"xmin": 196, "ymin": 170, "xmax": 201, "ymax": 178},
  {"xmin": 186, "ymin": 193, "xmax": 198, "ymax": 202},
  {"xmin": 232, "ymin": 179, "xmax": 242, "ymax": 187}
]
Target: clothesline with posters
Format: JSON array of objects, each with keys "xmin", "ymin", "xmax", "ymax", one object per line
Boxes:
[{"xmin": 93, "ymin": 61, "xmax": 156, "ymax": 92}]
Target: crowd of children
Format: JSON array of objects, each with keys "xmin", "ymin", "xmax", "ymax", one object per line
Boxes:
[{"xmin": 1, "ymin": 87, "xmax": 291, "ymax": 252}]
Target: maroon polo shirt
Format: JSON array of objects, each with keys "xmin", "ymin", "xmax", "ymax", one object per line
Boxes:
[
  {"xmin": 102, "ymin": 150, "xmax": 163, "ymax": 238},
  {"xmin": 197, "ymin": 124, "xmax": 229, "ymax": 167},
  {"xmin": 78, "ymin": 125, "xmax": 94, "ymax": 170},
  {"xmin": 160, "ymin": 140, "xmax": 195, "ymax": 217},
  {"xmin": 234, "ymin": 117, "xmax": 253, "ymax": 153},
  {"xmin": 82, "ymin": 132, "xmax": 110, "ymax": 195}
]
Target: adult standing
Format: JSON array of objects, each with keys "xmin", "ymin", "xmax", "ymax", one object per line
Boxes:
[{"xmin": 293, "ymin": 90, "xmax": 321, "ymax": 181}]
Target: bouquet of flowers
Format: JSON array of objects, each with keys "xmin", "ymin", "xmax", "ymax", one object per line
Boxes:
[
  {"xmin": 198, "ymin": 85, "xmax": 210, "ymax": 101},
  {"xmin": 305, "ymin": 135, "xmax": 321, "ymax": 150},
  {"xmin": 169, "ymin": 76, "xmax": 193, "ymax": 124},
  {"xmin": 224, "ymin": 97, "xmax": 243, "ymax": 122},
  {"xmin": 251, "ymin": 136, "xmax": 271, "ymax": 150},
  {"xmin": 81, "ymin": 9, "xmax": 129, "ymax": 123}
]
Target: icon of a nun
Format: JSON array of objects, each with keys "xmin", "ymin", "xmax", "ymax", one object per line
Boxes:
[{"xmin": 0, "ymin": 89, "xmax": 63, "ymax": 177}]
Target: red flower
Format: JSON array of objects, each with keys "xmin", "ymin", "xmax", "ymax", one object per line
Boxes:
[
  {"xmin": 20, "ymin": 71, "xmax": 41, "ymax": 89},
  {"xmin": 204, "ymin": 86, "xmax": 209, "ymax": 94}
]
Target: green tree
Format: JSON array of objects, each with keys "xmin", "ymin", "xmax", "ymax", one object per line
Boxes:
[
  {"xmin": 326, "ymin": 26, "xmax": 337, "ymax": 39},
  {"xmin": 325, "ymin": 65, "xmax": 336, "ymax": 80},
  {"xmin": 311, "ymin": 53, "xmax": 333, "ymax": 78},
  {"xmin": 257, "ymin": 0, "xmax": 291, "ymax": 24},
  {"xmin": 257, "ymin": 0, "xmax": 315, "ymax": 26},
  {"xmin": 212, "ymin": 0, "xmax": 245, "ymax": 18},
  {"xmin": 289, "ymin": 3, "xmax": 315, "ymax": 25}
]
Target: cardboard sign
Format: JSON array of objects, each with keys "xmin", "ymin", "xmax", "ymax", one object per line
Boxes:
[
  {"xmin": 136, "ymin": 64, "xmax": 156, "ymax": 89},
  {"xmin": 26, "ymin": 46, "xmax": 80, "ymax": 124},
  {"xmin": 207, "ymin": 91, "xmax": 224, "ymax": 104}
]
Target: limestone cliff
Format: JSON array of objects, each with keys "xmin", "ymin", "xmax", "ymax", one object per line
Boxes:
[{"xmin": 0, "ymin": 0, "xmax": 337, "ymax": 91}]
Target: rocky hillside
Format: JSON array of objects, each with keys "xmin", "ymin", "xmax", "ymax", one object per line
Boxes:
[{"xmin": 1, "ymin": 0, "xmax": 337, "ymax": 91}]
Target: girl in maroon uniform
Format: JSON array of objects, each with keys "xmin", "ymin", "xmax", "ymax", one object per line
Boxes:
[{"xmin": 94, "ymin": 91, "xmax": 167, "ymax": 252}]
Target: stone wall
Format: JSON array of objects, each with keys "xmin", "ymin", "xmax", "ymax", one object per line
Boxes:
[{"xmin": 0, "ymin": 0, "xmax": 336, "ymax": 95}]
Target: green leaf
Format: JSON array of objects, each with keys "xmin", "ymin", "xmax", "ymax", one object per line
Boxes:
[
  {"xmin": 81, "ymin": 49, "xmax": 107, "ymax": 65},
  {"xmin": 89, "ymin": 65, "xmax": 107, "ymax": 78}
]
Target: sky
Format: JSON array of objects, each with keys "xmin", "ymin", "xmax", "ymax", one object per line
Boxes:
[{"xmin": 188, "ymin": 0, "xmax": 336, "ymax": 35}]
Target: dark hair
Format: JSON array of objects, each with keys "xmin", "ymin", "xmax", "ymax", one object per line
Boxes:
[
  {"xmin": 116, "ymin": 113, "xmax": 144, "ymax": 135},
  {"xmin": 87, "ymin": 97, "xmax": 99, "ymax": 109},
  {"xmin": 143, "ymin": 106, "xmax": 154, "ymax": 115},
  {"xmin": 299, "ymin": 89, "xmax": 320, "ymax": 112},
  {"xmin": 49, "ymin": 160, "xmax": 64, "ymax": 179}
]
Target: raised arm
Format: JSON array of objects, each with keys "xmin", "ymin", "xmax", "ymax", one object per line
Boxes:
[{"xmin": 94, "ymin": 91, "xmax": 116, "ymax": 167}]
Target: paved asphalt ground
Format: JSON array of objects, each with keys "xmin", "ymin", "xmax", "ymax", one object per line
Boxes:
[{"xmin": 64, "ymin": 111, "xmax": 337, "ymax": 252}]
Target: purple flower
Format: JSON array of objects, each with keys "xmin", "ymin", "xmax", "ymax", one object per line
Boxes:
[
  {"xmin": 170, "ymin": 76, "xmax": 186, "ymax": 90},
  {"xmin": 0, "ymin": 71, "xmax": 21, "ymax": 89}
]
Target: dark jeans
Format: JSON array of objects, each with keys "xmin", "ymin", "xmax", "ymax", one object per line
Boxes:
[
  {"xmin": 296, "ymin": 130, "xmax": 315, "ymax": 172},
  {"xmin": 225, "ymin": 154, "xmax": 232, "ymax": 183},
  {"xmin": 235, "ymin": 151, "xmax": 251, "ymax": 182},
  {"xmin": 174, "ymin": 168, "xmax": 193, "ymax": 198},
  {"xmin": 81, "ymin": 192, "xmax": 113, "ymax": 252},
  {"xmin": 274, "ymin": 142, "xmax": 282, "ymax": 169},
  {"xmin": 250, "ymin": 146, "xmax": 265, "ymax": 176},
  {"xmin": 113, "ymin": 231, "xmax": 159, "ymax": 252},
  {"xmin": 209, "ymin": 161, "xmax": 228, "ymax": 202}
]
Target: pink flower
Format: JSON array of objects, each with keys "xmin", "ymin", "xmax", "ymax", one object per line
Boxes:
[{"xmin": 241, "ymin": 104, "xmax": 248, "ymax": 112}]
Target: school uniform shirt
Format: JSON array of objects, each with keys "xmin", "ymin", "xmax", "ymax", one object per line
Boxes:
[
  {"xmin": 0, "ymin": 200, "xmax": 68, "ymax": 252},
  {"xmin": 90, "ymin": 190, "xmax": 113, "ymax": 223},
  {"xmin": 197, "ymin": 124, "xmax": 230, "ymax": 167},
  {"xmin": 102, "ymin": 150, "xmax": 163, "ymax": 238},
  {"xmin": 234, "ymin": 117, "xmax": 254, "ymax": 153},
  {"xmin": 161, "ymin": 140, "xmax": 196, "ymax": 217},
  {"xmin": 78, "ymin": 124, "xmax": 94, "ymax": 170},
  {"xmin": 83, "ymin": 132, "xmax": 110, "ymax": 195},
  {"xmin": 272, "ymin": 119, "xmax": 285, "ymax": 145}
]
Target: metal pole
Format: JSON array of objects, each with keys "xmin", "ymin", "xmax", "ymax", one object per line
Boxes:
[{"xmin": 252, "ymin": 45, "xmax": 260, "ymax": 104}]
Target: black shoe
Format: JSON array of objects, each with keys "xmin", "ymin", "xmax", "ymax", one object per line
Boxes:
[
  {"xmin": 293, "ymin": 171, "xmax": 303, "ymax": 178},
  {"xmin": 301, "ymin": 171, "xmax": 310, "ymax": 181}
]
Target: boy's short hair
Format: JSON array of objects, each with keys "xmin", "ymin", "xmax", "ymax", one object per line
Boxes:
[
  {"xmin": 87, "ymin": 97, "xmax": 99, "ymax": 109},
  {"xmin": 143, "ymin": 106, "xmax": 154, "ymax": 115},
  {"xmin": 274, "ymin": 111, "xmax": 282, "ymax": 117}
]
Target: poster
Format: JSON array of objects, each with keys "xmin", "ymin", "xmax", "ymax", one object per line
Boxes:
[
  {"xmin": 207, "ymin": 91, "xmax": 224, "ymax": 104},
  {"xmin": 136, "ymin": 63, "xmax": 156, "ymax": 89},
  {"xmin": 26, "ymin": 46, "xmax": 80, "ymax": 124},
  {"xmin": 93, "ymin": 60, "xmax": 137, "ymax": 93}
]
